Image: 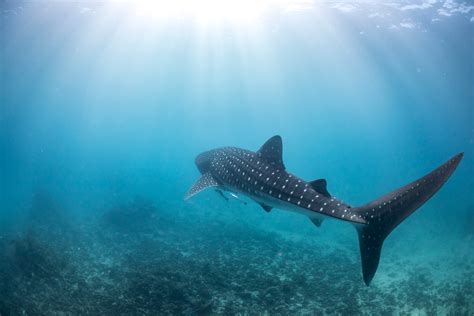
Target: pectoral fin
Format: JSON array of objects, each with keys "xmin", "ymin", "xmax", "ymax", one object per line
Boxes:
[{"xmin": 184, "ymin": 173, "xmax": 219, "ymax": 200}]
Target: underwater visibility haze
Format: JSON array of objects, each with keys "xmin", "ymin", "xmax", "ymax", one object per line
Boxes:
[{"xmin": 1, "ymin": 0, "xmax": 474, "ymax": 314}]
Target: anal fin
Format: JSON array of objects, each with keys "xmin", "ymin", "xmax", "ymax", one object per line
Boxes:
[
  {"xmin": 309, "ymin": 217, "xmax": 324, "ymax": 227},
  {"xmin": 259, "ymin": 203, "xmax": 273, "ymax": 213}
]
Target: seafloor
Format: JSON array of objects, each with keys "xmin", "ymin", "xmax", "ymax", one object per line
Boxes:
[{"xmin": 1, "ymin": 192, "xmax": 473, "ymax": 315}]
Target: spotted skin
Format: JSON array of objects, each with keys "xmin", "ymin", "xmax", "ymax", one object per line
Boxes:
[
  {"xmin": 204, "ymin": 146, "xmax": 363, "ymax": 224},
  {"xmin": 185, "ymin": 173, "xmax": 219, "ymax": 198},
  {"xmin": 186, "ymin": 135, "xmax": 464, "ymax": 286}
]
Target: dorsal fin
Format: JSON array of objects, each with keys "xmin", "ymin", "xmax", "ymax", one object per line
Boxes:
[
  {"xmin": 310, "ymin": 179, "xmax": 331, "ymax": 198},
  {"xmin": 257, "ymin": 135, "xmax": 285, "ymax": 169}
]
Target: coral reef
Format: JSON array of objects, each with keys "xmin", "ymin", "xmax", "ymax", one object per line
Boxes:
[{"xmin": 0, "ymin": 195, "xmax": 472, "ymax": 315}]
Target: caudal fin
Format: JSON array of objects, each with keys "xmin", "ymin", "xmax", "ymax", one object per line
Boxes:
[{"xmin": 353, "ymin": 153, "xmax": 463, "ymax": 285}]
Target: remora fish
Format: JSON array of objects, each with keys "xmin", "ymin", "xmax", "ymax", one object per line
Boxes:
[{"xmin": 185, "ymin": 135, "xmax": 463, "ymax": 285}]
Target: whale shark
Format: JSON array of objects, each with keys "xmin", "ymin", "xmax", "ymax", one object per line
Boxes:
[{"xmin": 185, "ymin": 135, "xmax": 463, "ymax": 285}]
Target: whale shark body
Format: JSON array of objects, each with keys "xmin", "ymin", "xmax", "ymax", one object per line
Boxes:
[{"xmin": 185, "ymin": 136, "xmax": 463, "ymax": 285}]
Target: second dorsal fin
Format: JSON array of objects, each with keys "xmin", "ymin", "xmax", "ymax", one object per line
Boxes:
[
  {"xmin": 310, "ymin": 179, "xmax": 331, "ymax": 198},
  {"xmin": 257, "ymin": 135, "xmax": 285, "ymax": 170}
]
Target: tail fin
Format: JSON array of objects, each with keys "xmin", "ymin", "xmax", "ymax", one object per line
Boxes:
[{"xmin": 354, "ymin": 153, "xmax": 463, "ymax": 285}]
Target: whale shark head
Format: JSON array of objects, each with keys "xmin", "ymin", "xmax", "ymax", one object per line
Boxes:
[{"xmin": 195, "ymin": 149, "xmax": 217, "ymax": 174}]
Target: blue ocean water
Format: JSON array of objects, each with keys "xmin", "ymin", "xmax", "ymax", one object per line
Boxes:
[{"xmin": 1, "ymin": 1, "xmax": 473, "ymax": 314}]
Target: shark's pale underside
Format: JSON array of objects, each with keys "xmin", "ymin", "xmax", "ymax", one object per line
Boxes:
[{"xmin": 185, "ymin": 135, "xmax": 463, "ymax": 285}]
